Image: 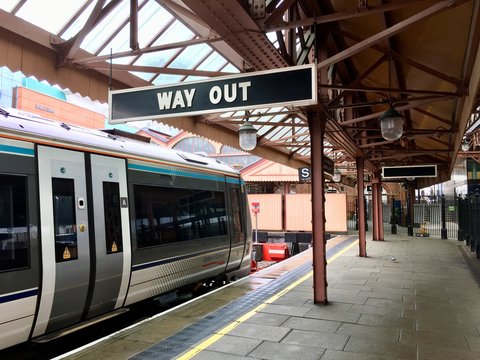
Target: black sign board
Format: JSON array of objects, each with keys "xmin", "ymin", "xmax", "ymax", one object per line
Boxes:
[
  {"xmin": 299, "ymin": 167, "xmax": 311, "ymax": 183},
  {"xmin": 108, "ymin": 64, "xmax": 317, "ymax": 124},
  {"xmin": 298, "ymin": 157, "xmax": 335, "ymax": 183},
  {"xmin": 382, "ymin": 165, "xmax": 437, "ymax": 179}
]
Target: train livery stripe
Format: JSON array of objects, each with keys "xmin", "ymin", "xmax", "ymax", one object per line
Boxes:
[
  {"xmin": 128, "ymin": 163, "xmax": 230, "ymax": 182},
  {"xmin": 0, "ymin": 288, "xmax": 38, "ymax": 304},
  {"xmin": 132, "ymin": 245, "xmax": 233, "ymax": 272},
  {"xmin": 0, "ymin": 144, "xmax": 34, "ymax": 157},
  {"xmin": 225, "ymin": 176, "xmax": 241, "ymax": 184}
]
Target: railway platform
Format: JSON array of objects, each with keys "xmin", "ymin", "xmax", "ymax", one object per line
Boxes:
[{"xmin": 58, "ymin": 232, "xmax": 480, "ymax": 360}]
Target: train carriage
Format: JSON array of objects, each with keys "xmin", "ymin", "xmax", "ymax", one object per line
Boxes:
[{"xmin": 0, "ymin": 108, "xmax": 252, "ymax": 350}]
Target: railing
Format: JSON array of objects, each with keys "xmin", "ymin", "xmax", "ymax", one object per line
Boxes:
[
  {"xmin": 457, "ymin": 195, "xmax": 480, "ymax": 259},
  {"xmin": 348, "ymin": 196, "xmax": 459, "ymax": 240},
  {"xmin": 412, "ymin": 198, "xmax": 457, "ymax": 239}
]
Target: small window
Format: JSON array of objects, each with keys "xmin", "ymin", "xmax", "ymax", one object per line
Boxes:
[
  {"xmin": 103, "ymin": 182, "xmax": 123, "ymax": 254},
  {"xmin": 52, "ymin": 178, "xmax": 78, "ymax": 262},
  {"xmin": 0, "ymin": 175, "xmax": 29, "ymax": 272}
]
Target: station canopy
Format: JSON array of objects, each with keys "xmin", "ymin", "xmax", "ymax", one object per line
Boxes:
[{"xmin": 1, "ymin": 0, "xmax": 480, "ymax": 187}]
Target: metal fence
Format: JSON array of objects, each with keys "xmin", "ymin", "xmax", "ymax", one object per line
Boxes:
[
  {"xmin": 347, "ymin": 196, "xmax": 459, "ymax": 240},
  {"xmin": 457, "ymin": 195, "xmax": 480, "ymax": 258},
  {"xmin": 412, "ymin": 199, "xmax": 457, "ymax": 239}
]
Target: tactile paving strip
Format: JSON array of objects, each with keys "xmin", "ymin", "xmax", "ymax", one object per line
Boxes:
[{"xmin": 131, "ymin": 236, "xmax": 358, "ymax": 360}]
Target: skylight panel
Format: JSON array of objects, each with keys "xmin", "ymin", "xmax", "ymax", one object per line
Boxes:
[
  {"xmin": 0, "ymin": 0, "xmax": 21, "ymax": 12},
  {"xmin": 152, "ymin": 74, "xmax": 183, "ymax": 85},
  {"xmin": 197, "ymin": 52, "xmax": 228, "ymax": 72},
  {"xmin": 268, "ymin": 114, "xmax": 286, "ymax": 123},
  {"xmin": 137, "ymin": 2, "xmax": 173, "ymax": 48},
  {"xmin": 154, "ymin": 21, "xmax": 194, "ymax": 46},
  {"xmin": 169, "ymin": 44, "xmax": 212, "ymax": 69},
  {"xmin": 98, "ymin": 25, "xmax": 131, "ymax": 55},
  {"xmin": 16, "ymin": 0, "xmax": 87, "ymax": 34},
  {"xmin": 81, "ymin": 1, "xmax": 130, "ymax": 53},
  {"xmin": 134, "ymin": 49, "xmax": 178, "ymax": 68},
  {"xmin": 276, "ymin": 126, "xmax": 292, "ymax": 139},
  {"xmin": 113, "ymin": 56, "xmax": 136, "ymax": 65},
  {"xmin": 183, "ymin": 76, "xmax": 208, "ymax": 82},
  {"xmin": 61, "ymin": 1, "xmax": 95, "ymax": 39},
  {"xmin": 129, "ymin": 71, "xmax": 156, "ymax": 82},
  {"xmin": 257, "ymin": 126, "xmax": 273, "ymax": 136},
  {"xmin": 222, "ymin": 64, "xmax": 240, "ymax": 73}
]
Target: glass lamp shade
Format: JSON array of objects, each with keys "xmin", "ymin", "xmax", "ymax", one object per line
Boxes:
[
  {"xmin": 238, "ymin": 121, "xmax": 257, "ymax": 151},
  {"xmin": 461, "ymin": 139, "xmax": 469, "ymax": 151},
  {"xmin": 379, "ymin": 107, "xmax": 403, "ymax": 141},
  {"xmin": 333, "ymin": 169, "xmax": 341, "ymax": 182}
]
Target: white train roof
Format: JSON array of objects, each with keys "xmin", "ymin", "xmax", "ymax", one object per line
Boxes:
[{"xmin": 0, "ymin": 108, "xmax": 239, "ymax": 176}]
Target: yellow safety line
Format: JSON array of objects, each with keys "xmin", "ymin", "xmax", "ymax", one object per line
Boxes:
[{"xmin": 177, "ymin": 239, "xmax": 359, "ymax": 360}]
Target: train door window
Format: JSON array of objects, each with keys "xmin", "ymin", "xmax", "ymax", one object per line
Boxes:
[
  {"xmin": 0, "ymin": 174, "xmax": 29, "ymax": 272},
  {"xmin": 230, "ymin": 188, "xmax": 243, "ymax": 243},
  {"xmin": 103, "ymin": 181, "xmax": 123, "ymax": 254},
  {"xmin": 52, "ymin": 178, "xmax": 78, "ymax": 262}
]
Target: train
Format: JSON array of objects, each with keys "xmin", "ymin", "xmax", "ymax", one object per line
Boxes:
[{"xmin": 0, "ymin": 107, "xmax": 252, "ymax": 350}]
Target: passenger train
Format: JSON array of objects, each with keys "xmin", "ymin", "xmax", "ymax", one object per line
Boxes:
[{"xmin": 0, "ymin": 107, "xmax": 252, "ymax": 350}]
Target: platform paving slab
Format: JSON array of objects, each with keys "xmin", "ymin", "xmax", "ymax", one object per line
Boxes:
[
  {"xmin": 203, "ymin": 334, "xmax": 262, "ymax": 356},
  {"xmin": 65, "ymin": 234, "xmax": 480, "ymax": 360},
  {"xmin": 248, "ymin": 340, "xmax": 326, "ymax": 360}
]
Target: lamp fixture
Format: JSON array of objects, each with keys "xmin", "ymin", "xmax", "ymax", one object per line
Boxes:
[
  {"xmin": 238, "ymin": 111, "xmax": 257, "ymax": 151},
  {"xmin": 379, "ymin": 106, "xmax": 404, "ymax": 141},
  {"xmin": 379, "ymin": 51, "xmax": 404, "ymax": 141},
  {"xmin": 461, "ymin": 138, "xmax": 469, "ymax": 152},
  {"xmin": 333, "ymin": 168, "xmax": 341, "ymax": 182}
]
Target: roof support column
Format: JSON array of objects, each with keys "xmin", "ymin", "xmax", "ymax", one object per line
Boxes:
[
  {"xmin": 377, "ymin": 178, "xmax": 385, "ymax": 241},
  {"xmin": 372, "ymin": 179, "xmax": 379, "ymax": 241},
  {"xmin": 357, "ymin": 157, "xmax": 367, "ymax": 256},
  {"xmin": 372, "ymin": 177, "xmax": 384, "ymax": 241},
  {"xmin": 308, "ymin": 110, "xmax": 328, "ymax": 304}
]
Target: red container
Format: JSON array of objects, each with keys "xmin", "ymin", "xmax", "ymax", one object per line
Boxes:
[{"xmin": 262, "ymin": 243, "xmax": 289, "ymax": 261}]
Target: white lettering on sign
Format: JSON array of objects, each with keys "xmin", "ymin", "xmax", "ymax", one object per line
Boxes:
[
  {"xmin": 301, "ymin": 168, "xmax": 310, "ymax": 178},
  {"xmin": 157, "ymin": 89, "xmax": 196, "ymax": 110},
  {"xmin": 156, "ymin": 82, "xmax": 253, "ymax": 110},
  {"xmin": 209, "ymin": 86, "xmax": 222, "ymax": 104},
  {"xmin": 209, "ymin": 81, "xmax": 252, "ymax": 105},
  {"xmin": 238, "ymin": 81, "xmax": 251, "ymax": 100}
]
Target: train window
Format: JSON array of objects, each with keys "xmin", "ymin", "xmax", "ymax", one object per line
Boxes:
[
  {"xmin": 103, "ymin": 182, "xmax": 123, "ymax": 254},
  {"xmin": 52, "ymin": 178, "xmax": 78, "ymax": 262},
  {"xmin": 134, "ymin": 185, "xmax": 227, "ymax": 248},
  {"xmin": 0, "ymin": 175, "xmax": 29, "ymax": 272},
  {"xmin": 229, "ymin": 188, "xmax": 244, "ymax": 244}
]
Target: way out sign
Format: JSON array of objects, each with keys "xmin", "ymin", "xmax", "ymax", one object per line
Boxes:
[{"xmin": 108, "ymin": 64, "xmax": 317, "ymax": 124}]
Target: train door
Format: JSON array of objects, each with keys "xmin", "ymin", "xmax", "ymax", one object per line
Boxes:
[
  {"xmin": 225, "ymin": 178, "xmax": 247, "ymax": 271},
  {"xmin": 86, "ymin": 154, "xmax": 130, "ymax": 318},
  {"xmin": 33, "ymin": 146, "xmax": 91, "ymax": 336}
]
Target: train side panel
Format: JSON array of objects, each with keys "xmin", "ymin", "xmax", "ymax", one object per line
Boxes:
[
  {"xmin": 0, "ymin": 139, "xmax": 39, "ymax": 350},
  {"xmin": 125, "ymin": 160, "xmax": 232, "ymax": 305}
]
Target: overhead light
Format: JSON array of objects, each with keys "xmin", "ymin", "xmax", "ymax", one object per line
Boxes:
[
  {"xmin": 461, "ymin": 138, "xmax": 469, "ymax": 151},
  {"xmin": 238, "ymin": 120, "xmax": 257, "ymax": 151},
  {"xmin": 379, "ymin": 107, "xmax": 404, "ymax": 141},
  {"xmin": 333, "ymin": 168, "xmax": 341, "ymax": 182}
]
